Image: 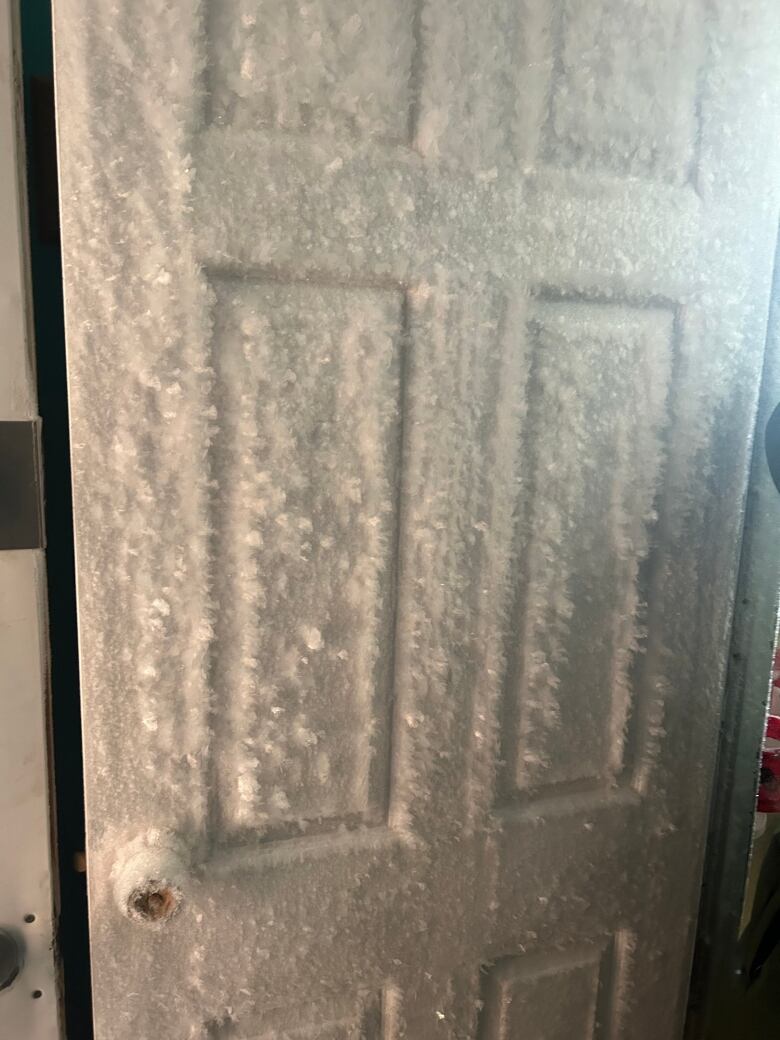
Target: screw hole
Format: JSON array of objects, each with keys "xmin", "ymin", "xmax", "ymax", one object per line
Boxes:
[
  {"xmin": 32, "ymin": 990, "xmax": 43, "ymax": 1000},
  {"xmin": 24, "ymin": 914, "xmax": 36, "ymax": 924}
]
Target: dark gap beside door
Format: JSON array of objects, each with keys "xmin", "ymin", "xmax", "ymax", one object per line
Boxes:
[{"xmin": 20, "ymin": 4, "xmax": 94, "ymax": 1037}]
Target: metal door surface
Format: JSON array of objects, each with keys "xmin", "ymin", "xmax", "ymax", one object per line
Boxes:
[{"xmin": 53, "ymin": 1, "xmax": 780, "ymax": 1037}]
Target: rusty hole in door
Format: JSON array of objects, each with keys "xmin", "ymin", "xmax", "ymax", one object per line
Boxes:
[{"xmin": 127, "ymin": 881, "xmax": 182, "ymax": 925}]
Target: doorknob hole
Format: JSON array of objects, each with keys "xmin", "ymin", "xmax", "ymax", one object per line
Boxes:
[
  {"xmin": 113, "ymin": 834, "xmax": 189, "ymax": 926},
  {"xmin": 127, "ymin": 881, "xmax": 181, "ymax": 925}
]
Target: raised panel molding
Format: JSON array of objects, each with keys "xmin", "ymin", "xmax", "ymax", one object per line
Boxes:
[
  {"xmin": 499, "ymin": 298, "xmax": 676, "ymax": 802},
  {"xmin": 209, "ymin": 278, "xmax": 405, "ymax": 839},
  {"xmin": 205, "ymin": 988, "xmax": 395, "ymax": 1039},
  {"xmin": 478, "ymin": 934, "xmax": 632, "ymax": 1040},
  {"xmin": 207, "ymin": 0, "xmax": 417, "ymax": 140},
  {"xmin": 543, "ymin": 0, "xmax": 703, "ymax": 183}
]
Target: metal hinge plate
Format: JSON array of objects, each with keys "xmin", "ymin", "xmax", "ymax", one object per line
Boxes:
[{"xmin": 0, "ymin": 420, "xmax": 44, "ymax": 550}]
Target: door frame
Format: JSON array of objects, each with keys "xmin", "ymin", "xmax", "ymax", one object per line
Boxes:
[
  {"xmin": 686, "ymin": 230, "xmax": 780, "ymax": 1037},
  {"xmin": 0, "ymin": 0, "xmax": 61, "ymax": 1035},
  {"xmin": 20, "ymin": 0, "xmax": 93, "ymax": 1032}
]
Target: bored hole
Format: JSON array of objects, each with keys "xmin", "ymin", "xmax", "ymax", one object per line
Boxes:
[{"xmin": 128, "ymin": 880, "xmax": 181, "ymax": 924}]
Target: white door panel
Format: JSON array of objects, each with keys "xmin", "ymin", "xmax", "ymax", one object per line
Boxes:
[{"xmin": 52, "ymin": 1, "xmax": 780, "ymax": 1037}]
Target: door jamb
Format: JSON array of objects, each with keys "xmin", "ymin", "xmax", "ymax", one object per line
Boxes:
[{"xmin": 686, "ymin": 228, "xmax": 780, "ymax": 1037}]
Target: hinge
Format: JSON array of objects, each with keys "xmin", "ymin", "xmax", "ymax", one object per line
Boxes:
[{"xmin": 0, "ymin": 419, "xmax": 44, "ymax": 549}]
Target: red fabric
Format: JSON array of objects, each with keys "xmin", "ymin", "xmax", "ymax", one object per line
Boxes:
[
  {"xmin": 766, "ymin": 715, "xmax": 780, "ymax": 741},
  {"xmin": 758, "ymin": 700, "xmax": 780, "ymax": 812},
  {"xmin": 758, "ymin": 745, "xmax": 780, "ymax": 813}
]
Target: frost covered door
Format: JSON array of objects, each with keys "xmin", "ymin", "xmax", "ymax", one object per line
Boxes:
[{"xmin": 53, "ymin": 1, "xmax": 780, "ymax": 1038}]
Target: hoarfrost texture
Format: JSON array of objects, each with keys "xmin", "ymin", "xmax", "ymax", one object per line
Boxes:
[{"xmin": 52, "ymin": 0, "xmax": 780, "ymax": 1036}]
